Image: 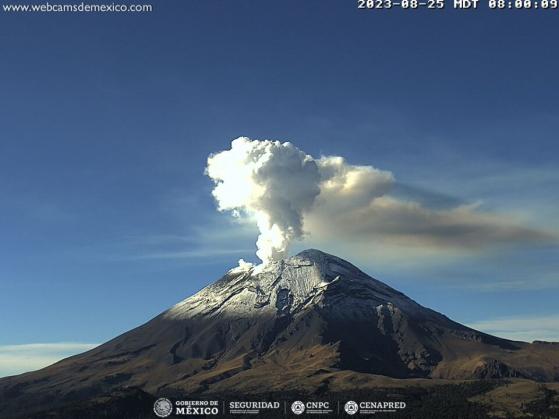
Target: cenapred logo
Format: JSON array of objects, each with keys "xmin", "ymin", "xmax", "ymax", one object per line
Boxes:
[
  {"xmin": 347, "ymin": 400, "xmax": 406, "ymax": 415},
  {"xmin": 153, "ymin": 398, "xmax": 173, "ymax": 418},
  {"xmin": 291, "ymin": 400, "xmax": 305, "ymax": 415},
  {"xmin": 344, "ymin": 400, "xmax": 358, "ymax": 415}
]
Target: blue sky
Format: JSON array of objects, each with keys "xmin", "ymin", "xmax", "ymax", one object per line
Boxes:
[{"xmin": 1, "ymin": 1, "xmax": 558, "ymax": 376}]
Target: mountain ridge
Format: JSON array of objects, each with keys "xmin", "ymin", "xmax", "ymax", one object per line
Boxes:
[{"xmin": 1, "ymin": 249, "xmax": 558, "ymax": 418}]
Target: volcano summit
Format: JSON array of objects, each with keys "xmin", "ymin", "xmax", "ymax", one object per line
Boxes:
[{"xmin": 1, "ymin": 249, "xmax": 558, "ymax": 418}]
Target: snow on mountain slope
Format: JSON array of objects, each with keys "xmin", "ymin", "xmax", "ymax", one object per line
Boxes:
[{"xmin": 165, "ymin": 249, "xmax": 420, "ymax": 320}]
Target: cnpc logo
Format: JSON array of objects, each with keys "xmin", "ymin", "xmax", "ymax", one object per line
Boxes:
[
  {"xmin": 291, "ymin": 401, "xmax": 305, "ymax": 415},
  {"xmin": 291, "ymin": 400, "xmax": 331, "ymax": 415}
]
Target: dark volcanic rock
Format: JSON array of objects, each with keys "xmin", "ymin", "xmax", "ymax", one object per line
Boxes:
[
  {"xmin": 0, "ymin": 249, "xmax": 557, "ymax": 418},
  {"xmin": 473, "ymin": 359, "xmax": 522, "ymax": 379}
]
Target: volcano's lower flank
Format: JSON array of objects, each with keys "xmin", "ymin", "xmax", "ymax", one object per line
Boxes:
[{"xmin": 1, "ymin": 249, "xmax": 558, "ymax": 418}]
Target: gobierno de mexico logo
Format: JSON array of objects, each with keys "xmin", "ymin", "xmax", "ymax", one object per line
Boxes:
[{"xmin": 153, "ymin": 398, "xmax": 173, "ymax": 418}]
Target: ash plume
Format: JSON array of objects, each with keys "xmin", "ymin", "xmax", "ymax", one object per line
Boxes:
[{"xmin": 205, "ymin": 137, "xmax": 393, "ymax": 265}]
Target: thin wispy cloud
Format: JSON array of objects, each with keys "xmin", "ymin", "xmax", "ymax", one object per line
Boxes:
[
  {"xmin": 464, "ymin": 275, "xmax": 559, "ymax": 292},
  {"xmin": 135, "ymin": 247, "xmax": 255, "ymax": 260},
  {"xmin": 467, "ymin": 315, "xmax": 559, "ymax": 343},
  {"xmin": 112, "ymin": 217, "xmax": 258, "ymax": 262},
  {"xmin": 417, "ymin": 164, "xmax": 559, "ymax": 221},
  {"xmin": 0, "ymin": 342, "xmax": 98, "ymax": 378}
]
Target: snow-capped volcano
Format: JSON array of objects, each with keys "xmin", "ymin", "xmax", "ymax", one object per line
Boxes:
[
  {"xmin": 166, "ymin": 249, "xmax": 420, "ymax": 321},
  {"xmin": 155, "ymin": 249, "xmax": 535, "ymax": 380},
  {"xmin": 1, "ymin": 249, "xmax": 558, "ymax": 418}
]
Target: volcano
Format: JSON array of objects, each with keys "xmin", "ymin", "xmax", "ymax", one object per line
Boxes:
[{"xmin": 1, "ymin": 249, "xmax": 558, "ymax": 418}]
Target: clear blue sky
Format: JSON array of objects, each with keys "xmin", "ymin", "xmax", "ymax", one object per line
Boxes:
[{"xmin": 1, "ymin": 0, "xmax": 558, "ymax": 376}]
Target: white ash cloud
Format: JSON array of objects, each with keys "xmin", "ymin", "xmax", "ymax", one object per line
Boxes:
[
  {"xmin": 206, "ymin": 137, "xmax": 553, "ymax": 265},
  {"xmin": 206, "ymin": 137, "xmax": 392, "ymax": 264}
]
